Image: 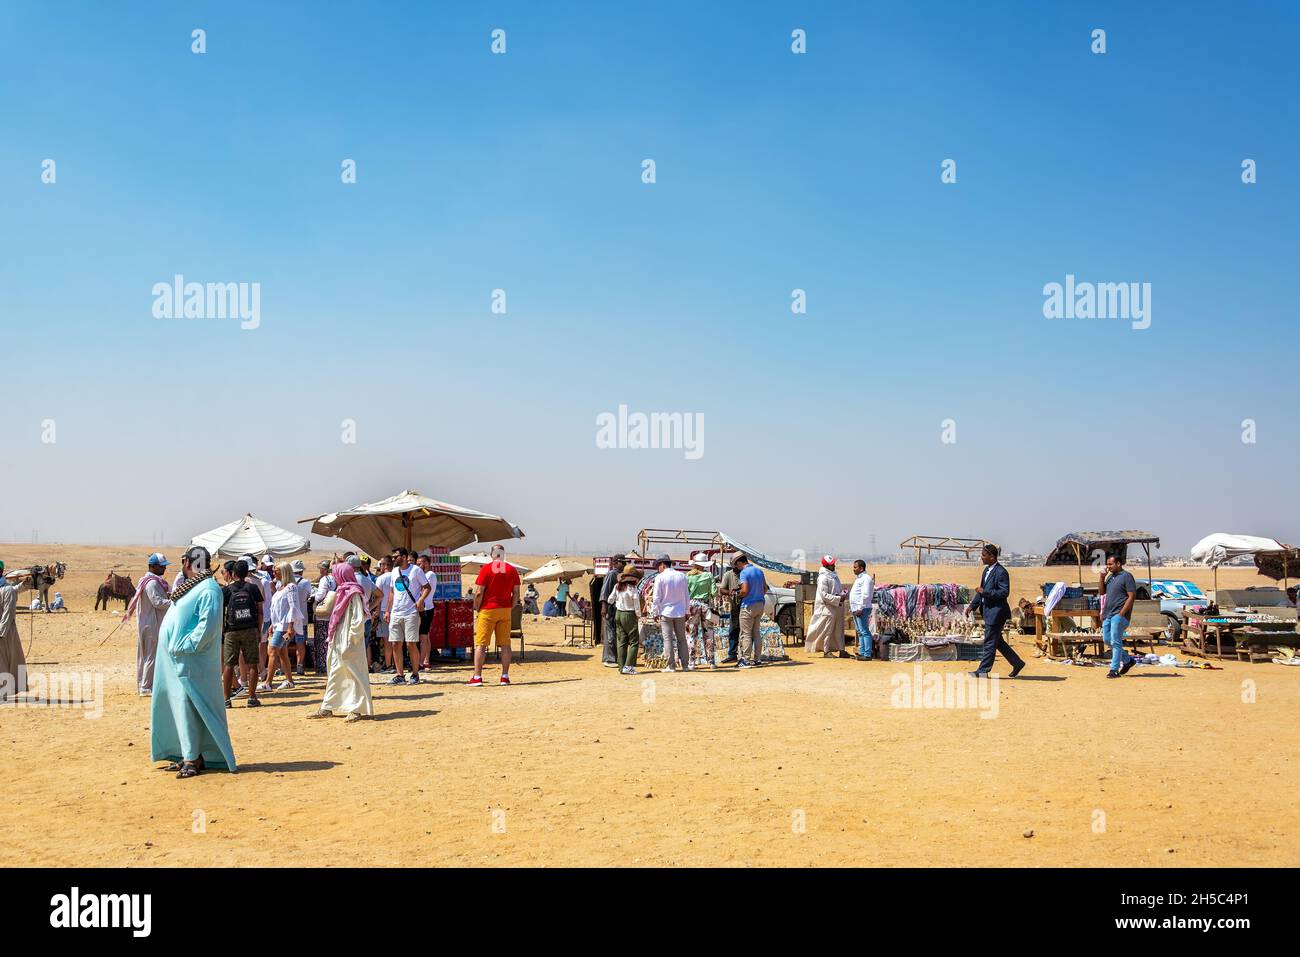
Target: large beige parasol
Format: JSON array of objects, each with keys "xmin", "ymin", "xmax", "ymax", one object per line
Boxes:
[
  {"xmin": 301, "ymin": 490, "xmax": 523, "ymax": 556},
  {"xmin": 523, "ymin": 556, "xmax": 594, "ymax": 583}
]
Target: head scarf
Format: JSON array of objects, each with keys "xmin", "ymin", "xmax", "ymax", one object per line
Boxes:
[
  {"xmin": 328, "ymin": 560, "xmax": 365, "ymax": 640},
  {"xmin": 170, "ymin": 546, "xmax": 215, "ymax": 601}
]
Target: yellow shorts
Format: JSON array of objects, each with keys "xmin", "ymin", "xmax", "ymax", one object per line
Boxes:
[{"xmin": 474, "ymin": 606, "xmax": 512, "ymax": 648}]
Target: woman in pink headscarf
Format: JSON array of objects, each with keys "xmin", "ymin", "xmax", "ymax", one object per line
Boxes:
[{"xmin": 307, "ymin": 561, "xmax": 373, "ymax": 721}]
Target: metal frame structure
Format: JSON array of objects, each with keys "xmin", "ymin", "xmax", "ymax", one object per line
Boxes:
[
  {"xmin": 898, "ymin": 535, "xmax": 995, "ymax": 584},
  {"xmin": 634, "ymin": 528, "xmax": 725, "ymax": 563}
]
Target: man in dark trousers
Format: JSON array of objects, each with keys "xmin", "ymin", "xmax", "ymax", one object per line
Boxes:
[
  {"xmin": 966, "ymin": 543, "xmax": 1025, "ymax": 678},
  {"xmin": 598, "ymin": 554, "xmax": 627, "ymax": 667}
]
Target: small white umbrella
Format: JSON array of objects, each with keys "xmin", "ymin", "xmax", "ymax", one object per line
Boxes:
[
  {"xmin": 523, "ymin": 556, "xmax": 594, "ymax": 583},
  {"xmin": 191, "ymin": 514, "xmax": 310, "ymax": 559}
]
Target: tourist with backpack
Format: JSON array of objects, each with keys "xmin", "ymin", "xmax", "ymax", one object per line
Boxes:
[{"xmin": 221, "ymin": 560, "xmax": 263, "ymax": 707}]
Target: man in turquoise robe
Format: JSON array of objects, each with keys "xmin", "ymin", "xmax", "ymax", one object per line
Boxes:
[{"xmin": 150, "ymin": 546, "xmax": 237, "ymax": 777}]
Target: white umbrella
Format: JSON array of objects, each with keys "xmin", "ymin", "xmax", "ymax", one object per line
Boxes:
[
  {"xmin": 191, "ymin": 514, "xmax": 310, "ymax": 559},
  {"xmin": 1189, "ymin": 533, "xmax": 1287, "ymax": 568},
  {"xmin": 1190, "ymin": 532, "xmax": 1292, "ymax": 592},
  {"xmin": 523, "ymin": 556, "xmax": 593, "ymax": 583},
  {"xmin": 302, "ymin": 489, "xmax": 523, "ymax": 556}
]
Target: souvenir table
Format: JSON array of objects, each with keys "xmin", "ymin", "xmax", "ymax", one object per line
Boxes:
[{"xmin": 1184, "ymin": 613, "xmax": 1296, "ymax": 660}]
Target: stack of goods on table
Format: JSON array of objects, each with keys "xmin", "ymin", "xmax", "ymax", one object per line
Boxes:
[
  {"xmin": 874, "ymin": 585, "xmax": 983, "ymax": 661},
  {"xmin": 426, "ymin": 546, "xmax": 462, "ymax": 600}
]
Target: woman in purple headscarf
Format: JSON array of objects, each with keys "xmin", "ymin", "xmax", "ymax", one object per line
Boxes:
[{"xmin": 307, "ymin": 561, "xmax": 374, "ymax": 721}]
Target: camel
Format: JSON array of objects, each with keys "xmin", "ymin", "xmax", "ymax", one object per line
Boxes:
[{"xmin": 95, "ymin": 572, "xmax": 135, "ymax": 611}]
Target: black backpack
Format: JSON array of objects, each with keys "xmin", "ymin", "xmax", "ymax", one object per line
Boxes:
[{"xmin": 227, "ymin": 582, "xmax": 258, "ymax": 630}]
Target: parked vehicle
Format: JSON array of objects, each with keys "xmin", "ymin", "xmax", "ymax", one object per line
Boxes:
[{"xmin": 1135, "ymin": 579, "xmax": 1210, "ymax": 640}]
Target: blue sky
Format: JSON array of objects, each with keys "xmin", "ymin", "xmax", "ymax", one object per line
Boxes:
[{"xmin": 1, "ymin": 1, "xmax": 1296, "ymax": 557}]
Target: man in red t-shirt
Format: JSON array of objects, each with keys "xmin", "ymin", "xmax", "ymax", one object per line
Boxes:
[{"xmin": 470, "ymin": 544, "xmax": 521, "ymax": 686}]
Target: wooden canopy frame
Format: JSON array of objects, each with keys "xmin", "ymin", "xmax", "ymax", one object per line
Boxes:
[{"xmin": 899, "ymin": 535, "xmax": 995, "ymax": 585}]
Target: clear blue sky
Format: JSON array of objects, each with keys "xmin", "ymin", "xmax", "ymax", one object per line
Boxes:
[{"xmin": 1, "ymin": 1, "xmax": 1295, "ymax": 557}]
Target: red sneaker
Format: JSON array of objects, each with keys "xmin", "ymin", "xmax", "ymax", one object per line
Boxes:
[
  {"xmin": 499, "ymin": 675, "xmax": 511, "ymax": 685},
  {"xmin": 468, "ymin": 676, "xmax": 483, "ymax": 687}
]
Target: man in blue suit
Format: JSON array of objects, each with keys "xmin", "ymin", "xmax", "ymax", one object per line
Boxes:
[{"xmin": 966, "ymin": 543, "xmax": 1025, "ymax": 678}]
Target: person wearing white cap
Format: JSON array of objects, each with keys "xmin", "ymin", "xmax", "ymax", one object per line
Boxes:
[
  {"xmin": 251, "ymin": 555, "xmax": 275, "ymax": 681},
  {"xmin": 123, "ymin": 553, "xmax": 173, "ymax": 695},
  {"xmin": 287, "ymin": 559, "xmax": 314, "ymax": 675},
  {"xmin": 805, "ymin": 555, "xmax": 847, "ymax": 658}
]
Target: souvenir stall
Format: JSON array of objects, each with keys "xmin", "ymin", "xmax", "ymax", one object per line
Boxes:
[
  {"xmin": 302, "ymin": 489, "xmax": 523, "ymax": 658},
  {"xmin": 874, "ymin": 581, "xmax": 984, "ymax": 661},
  {"xmin": 1186, "ymin": 533, "xmax": 1300, "ymax": 660},
  {"xmin": 875, "ymin": 536, "xmax": 990, "ymax": 660}
]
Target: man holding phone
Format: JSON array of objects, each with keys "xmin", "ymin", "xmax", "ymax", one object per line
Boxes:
[{"xmin": 1100, "ymin": 554, "xmax": 1138, "ymax": 678}]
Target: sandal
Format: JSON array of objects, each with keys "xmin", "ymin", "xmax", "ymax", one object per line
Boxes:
[
  {"xmin": 175, "ymin": 756, "xmax": 205, "ymax": 779},
  {"xmin": 306, "ymin": 710, "xmax": 332, "ymax": 719},
  {"xmin": 343, "ymin": 713, "xmax": 368, "ymax": 723}
]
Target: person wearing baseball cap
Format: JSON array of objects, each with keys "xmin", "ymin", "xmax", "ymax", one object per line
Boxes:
[
  {"xmin": 128, "ymin": 554, "xmax": 174, "ymax": 695},
  {"xmin": 287, "ymin": 560, "xmax": 314, "ymax": 676}
]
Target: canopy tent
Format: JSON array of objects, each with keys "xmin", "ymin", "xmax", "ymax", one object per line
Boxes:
[
  {"xmin": 524, "ymin": 557, "xmax": 594, "ymax": 583},
  {"xmin": 1044, "ymin": 530, "xmax": 1160, "ymax": 585},
  {"xmin": 301, "ymin": 490, "xmax": 523, "ymax": 556},
  {"xmin": 1190, "ymin": 533, "xmax": 1294, "ymax": 589},
  {"xmin": 191, "ymin": 514, "xmax": 310, "ymax": 559},
  {"xmin": 899, "ymin": 535, "xmax": 994, "ymax": 585},
  {"xmin": 454, "ymin": 553, "xmax": 530, "ymax": 574}
]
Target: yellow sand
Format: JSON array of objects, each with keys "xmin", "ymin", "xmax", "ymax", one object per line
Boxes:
[{"xmin": 2, "ymin": 543, "xmax": 1296, "ymax": 867}]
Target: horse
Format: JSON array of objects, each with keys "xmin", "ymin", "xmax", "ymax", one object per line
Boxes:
[
  {"xmin": 5, "ymin": 561, "xmax": 66, "ymax": 611},
  {"xmin": 95, "ymin": 571, "xmax": 135, "ymax": 611}
]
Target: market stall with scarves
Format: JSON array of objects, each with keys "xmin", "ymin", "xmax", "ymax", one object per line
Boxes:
[{"xmin": 868, "ymin": 535, "xmax": 989, "ymax": 660}]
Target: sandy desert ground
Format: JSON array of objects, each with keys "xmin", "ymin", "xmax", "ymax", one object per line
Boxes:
[{"xmin": 2, "ymin": 543, "xmax": 1297, "ymax": 867}]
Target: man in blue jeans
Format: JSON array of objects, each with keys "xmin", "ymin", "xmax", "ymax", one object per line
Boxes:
[
  {"xmin": 848, "ymin": 559, "xmax": 875, "ymax": 660},
  {"xmin": 1100, "ymin": 554, "xmax": 1138, "ymax": 678}
]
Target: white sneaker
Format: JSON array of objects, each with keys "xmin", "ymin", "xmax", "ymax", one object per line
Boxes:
[
  {"xmin": 276, "ymin": 680, "xmax": 295, "ymax": 691},
  {"xmin": 661, "ymin": 666, "xmax": 676, "ymax": 673},
  {"xmin": 620, "ymin": 666, "xmax": 630, "ymax": 675},
  {"xmin": 256, "ymin": 682, "xmax": 272, "ymax": 692},
  {"xmin": 625, "ymin": 667, "xmax": 638, "ymax": 675}
]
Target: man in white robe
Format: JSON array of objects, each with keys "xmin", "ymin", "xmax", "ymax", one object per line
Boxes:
[
  {"xmin": 804, "ymin": 555, "xmax": 847, "ymax": 657},
  {"xmin": 0, "ymin": 560, "xmax": 28, "ymax": 701},
  {"xmin": 129, "ymin": 554, "xmax": 173, "ymax": 696}
]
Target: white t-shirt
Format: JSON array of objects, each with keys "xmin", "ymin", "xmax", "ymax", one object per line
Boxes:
[
  {"xmin": 389, "ymin": 564, "xmax": 428, "ymax": 617},
  {"xmin": 417, "ymin": 566, "xmax": 437, "ymax": 610},
  {"xmin": 257, "ymin": 572, "xmax": 275, "ymax": 616},
  {"xmin": 376, "ymin": 571, "xmax": 394, "ymax": 614}
]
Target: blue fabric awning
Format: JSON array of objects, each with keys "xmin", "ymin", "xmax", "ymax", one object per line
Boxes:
[{"xmin": 719, "ymin": 533, "xmax": 800, "ymax": 575}]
